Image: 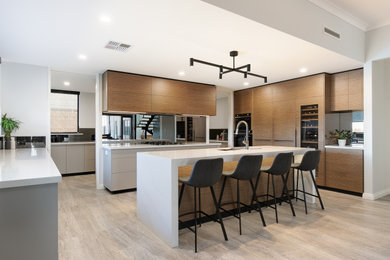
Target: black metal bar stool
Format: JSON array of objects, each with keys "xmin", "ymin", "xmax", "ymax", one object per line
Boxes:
[
  {"xmin": 217, "ymin": 155, "xmax": 266, "ymax": 235},
  {"xmin": 178, "ymin": 158, "xmax": 228, "ymax": 253},
  {"xmin": 291, "ymin": 150, "xmax": 325, "ymax": 214},
  {"xmin": 251, "ymin": 152, "xmax": 295, "ymax": 223}
]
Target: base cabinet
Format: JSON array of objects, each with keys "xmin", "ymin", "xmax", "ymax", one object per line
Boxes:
[
  {"xmin": 325, "ymin": 148, "xmax": 363, "ymax": 193},
  {"xmin": 51, "ymin": 143, "xmax": 95, "ymax": 174}
]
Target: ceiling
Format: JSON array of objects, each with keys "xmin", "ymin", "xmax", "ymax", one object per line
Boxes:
[
  {"xmin": 309, "ymin": 0, "xmax": 390, "ymax": 31},
  {"xmin": 0, "ymin": 0, "xmax": 362, "ymax": 90},
  {"xmin": 51, "ymin": 71, "xmax": 96, "ymax": 93}
]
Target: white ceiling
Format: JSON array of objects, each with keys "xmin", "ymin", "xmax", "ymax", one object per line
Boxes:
[
  {"xmin": 51, "ymin": 71, "xmax": 96, "ymax": 93},
  {"xmin": 0, "ymin": 0, "xmax": 362, "ymax": 90},
  {"xmin": 309, "ymin": 0, "xmax": 390, "ymax": 31}
]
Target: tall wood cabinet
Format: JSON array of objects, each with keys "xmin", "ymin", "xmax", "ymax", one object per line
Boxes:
[
  {"xmin": 234, "ymin": 89, "xmax": 253, "ymax": 114},
  {"xmin": 103, "ymin": 71, "xmax": 216, "ymax": 115}
]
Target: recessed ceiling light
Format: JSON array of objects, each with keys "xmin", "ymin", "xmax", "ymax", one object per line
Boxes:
[
  {"xmin": 63, "ymin": 81, "xmax": 70, "ymax": 86},
  {"xmin": 243, "ymin": 82, "xmax": 250, "ymax": 86},
  {"xmin": 78, "ymin": 54, "xmax": 87, "ymax": 60},
  {"xmin": 100, "ymin": 15, "xmax": 111, "ymax": 23},
  {"xmin": 300, "ymin": 67, "xmax": 308, "ymax": 73},
  {"xmin": 178, "ymin": 71, "xmax": 185, "ymax": 76}
]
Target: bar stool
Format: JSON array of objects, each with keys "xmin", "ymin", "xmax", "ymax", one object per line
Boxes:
[
  {"xmin": 252, "ymin": 152, "xmax": 295, "ymax": 223},
  {"xmin": 291, "ymin": 150, "xmax": 324, "ymax": 214},
  {"xmin": 178, "ymin": 158, "xmax": 228, "ymax": 253},
  {"xmin": 217, "ymin": 155, "xmax": 266, "ymax": 235}
]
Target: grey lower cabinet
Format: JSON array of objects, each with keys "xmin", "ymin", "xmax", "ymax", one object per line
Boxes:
[{"xmin": 51, "ymin": 143, "xmax": 95, "ymax": 174}]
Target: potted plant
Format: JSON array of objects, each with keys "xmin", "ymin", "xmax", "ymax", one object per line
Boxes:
[
  {"xmin": 1, "ymin": 114, "xmax": 21, "ymax": 149},
  {"xmin": 329, "ymin": 129, "xmax": 352, "ymax": 147}
]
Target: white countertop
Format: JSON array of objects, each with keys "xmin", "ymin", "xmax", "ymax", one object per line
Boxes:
[
  {"xmin": 103, "ymin": 142, "xmax": 221, "ymax": 150},
  {"xmin": 51, "ymin": 141, "xmax": 95, "ymax": 146},
  {"xmin": 325, "ymin": 144, "xmax": 364, "ymax": 150},
  {"xmin": 140, "ymin": 146, "xmax": 312, "ymax": 160},
  {"xmin": 0, "ymin": 148, "xmax": 62, "ymax": 189}
]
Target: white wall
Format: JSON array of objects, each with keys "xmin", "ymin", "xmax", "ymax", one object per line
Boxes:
[
  {"xmin": 210, "ymin": 97, "xmax": 229, "ymax": 129},
  {"xmin": 1, "ymin": 62, "xmax": 50, "ymax": 146},
  {"xmin": 202, "ymin": 0, "xmax": 365, "ymax": 62},
  {"xmin": 362, "ymin": 24, "xmax": 390, "ymax": 199},
  {"xmin": 79, "ymin": 92, "xmax": 95, "ymax": 128}
]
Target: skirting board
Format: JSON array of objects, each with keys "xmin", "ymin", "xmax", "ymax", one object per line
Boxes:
[{"xmin": 363, "ymin": 188, "xmax": 390, "ymax": 200}]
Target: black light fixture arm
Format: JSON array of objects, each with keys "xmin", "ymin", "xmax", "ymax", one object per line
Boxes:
[{"xmin": 189, "ymin": 51, "xmax": 267, "ymax": 83}]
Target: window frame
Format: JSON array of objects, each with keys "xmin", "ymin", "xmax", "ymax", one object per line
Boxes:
[{"xmin": 50, "ymin": 89, "xmax": 80, "ymax": 134}]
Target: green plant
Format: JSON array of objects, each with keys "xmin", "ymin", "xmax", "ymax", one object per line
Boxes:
[
  {"xmin": 1, "ymin": 114, "xmax": 20, "ymax": 138},
  {"xmin": 329, "ymin": 129, "xmax": 352, "ymax": 140}
]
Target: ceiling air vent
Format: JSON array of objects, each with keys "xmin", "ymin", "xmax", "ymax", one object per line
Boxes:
[
  {"xmin": 105, "ymin": 41, "xmax": 131, "ymax": 52},
  {"xmin": 324, "ymin": 27, "xmax": 340, "ymax": 39}
]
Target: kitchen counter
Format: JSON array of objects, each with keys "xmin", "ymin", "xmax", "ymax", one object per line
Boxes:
[
  {"xmin": 137, "ymin": 146, "xmax": 313, "ymax": 247},
  {"xmin": 103, "ymin": 142, "xmax": 220, "ymax": 150},
  {"xmin": 0, "ymin": 148, "xmax": 60, "ymax": 259},
  {"xmin": 51, "ymin": 141, "xmax": 95, "ymax": 146},
  {"xmin": 102, "ymin": 142, "xmax": 221, "ymax": 191},
  {"xmin": 325, "ymin": 144, "xmax": 364, "ymax": 150},
  {"xmin": 0, "ymin": 148, "xmax": 62, "ymax": 189}
]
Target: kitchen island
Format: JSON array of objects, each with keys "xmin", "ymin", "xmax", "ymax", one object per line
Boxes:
[
  {"xmin": 137, "ymin": 146, "xmax": 313, "ymax": 247},
  {"xmin": 0, "ymin": 148, "xmax": 62, "ymax": 260},
  {"xmin": 103, "ymin": 142, "xmax": 221, "ymax": 191}
]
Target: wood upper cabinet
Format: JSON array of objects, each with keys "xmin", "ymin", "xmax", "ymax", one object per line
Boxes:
[
  {"xmin": 295, "ymin": 75, "xmax": 325, "ymax": 98},
  {"xmin": 348, "ymin": 69, "xmax": 363, "ymax": 111},
  {"xmin": 103, "ymin": 71, "xmax": 152, "ymax": 113},
  {"xmin": 272, "ymin": 81, "xmax": 296, "ymax": 101},
  {"xmin": 102, "ymin": 71, "xmax": 216, "ymax": 115},
  {"xmin": 325, "ymin": 148, "xmax": 363, "ymax": 193},
  {"xmin": 151, "ymin": 78, "xmax": 216, "ymax": 115},
  {"xmin": 329, "ymin": 69, "xmax": 363, "ymax": 112},
  {"xmin": 234, "ymin": 89, "xmax": 252, "ymax": 114}
]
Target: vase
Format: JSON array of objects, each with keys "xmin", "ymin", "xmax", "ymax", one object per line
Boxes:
[
  {"xmin": 338, "ymin": 139, "xmax": 346, "ymax": 147},
  {"xmin": 4, "ymin": 137, "xmax": 11, "ymax": 149}
]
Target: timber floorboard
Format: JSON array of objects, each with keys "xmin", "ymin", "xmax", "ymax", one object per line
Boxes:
[{"xmin": 59, "ymin": 174, "xmax": 390, "ymax": 259}]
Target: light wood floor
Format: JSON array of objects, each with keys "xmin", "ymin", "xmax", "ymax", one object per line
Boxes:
[{"xmin": 59, "ymin": 174, "xmax": 390, "ymax": 260}]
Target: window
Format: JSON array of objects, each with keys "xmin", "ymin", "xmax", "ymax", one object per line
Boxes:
[{"xmin": 50, "ymin": 90, "xmax": 80, "ymax": 133}]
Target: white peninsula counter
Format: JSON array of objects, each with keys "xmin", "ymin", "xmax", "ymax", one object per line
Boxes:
[
  {"xmin": 137, "ymin": 146, "xmax": 313, "ymax": 247},
  {"xmin": 0, "ymin": 148, "xmax": 62, "ymax": 260},
  {"xmin": 102, "ymin": 142, "xmax": 221, "ymax": 191}
]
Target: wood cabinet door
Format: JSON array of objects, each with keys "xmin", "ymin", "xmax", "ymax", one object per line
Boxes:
[
  {"xmin": 105, "ymin": 71, "xmax": 152, "ymax": 113},
  {"xmin": 330, "ymin": 72, "xmax": 349, "ymax": 111},
  {"xmin": 348, "ymin": 69, "xmax": 363, "ymax": 111},
  {"xmin": 295, "ymin": 74, "xmax": 325, "ymax": 99},
  {"xmin": 272, "ymin": 81, "xmax": 296, "ymax": 102},
  {"xmin": 84, "ymin": 144, "xmax": 95, "ymax": 172},
  {"xmin": 325, "ymin": 148, "xmax": 363, "ymax": 193},
  {"xmin": 234, "ymin": 89, "xmax": 252, "ymax": 114},
  {"xmin": 152, "ymin": 78, "xmax": 216, "ymax": 115},
  {"xmin": 252, "ymin": 101, "xmax": 273, "ymax": 140},
  {"xmin": 273, "ymin": 100, "xmax": 296, "ymax": 141}
]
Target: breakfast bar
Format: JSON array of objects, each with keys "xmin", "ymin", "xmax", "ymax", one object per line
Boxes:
[{"xmin": 137, "ymin": 146, "xmax": 313, "ymax": 247}]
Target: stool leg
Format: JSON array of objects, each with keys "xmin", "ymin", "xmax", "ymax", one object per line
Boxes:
[
  {"xmin": 300, "ymin": 170, "xmax": 308, "ymax": 214},
  {"xmin": 295, "ymin": 169, "xmax": 299, "ymax": 201},
  {"xmin": 310, "ymin": 170, "xmax": 325, "ymax": 210},
  {"xmin": 237, "ymin": 179, "xmax": 242, "ymax": 235},
  {"xmin": 179, "ymin": 183, "xmax": 185, "ymax": 209},
  {"xmin": 198, "ymin": 188, "xmax": 202, "ymax": 226},
  {"xmin": 266, "ymin": 173, "xmax": 270, "ymax": 208},
  {"xmin": 250, "ymin": 179, "xmax": 266, "ymax": 227},
  {"xmin": 210, "ymin": 186, "xmax": 228, "ymax": 241},
  {"xmin": 194, "ymin": 187, "xmax": 198, "ymax": 253},
  {"xmin": 249, "ymin": 173, "xmax": 260, "ymax": 213},
  {"xmin": 217, "ymin": 176, "xmax": 227, "ymax": 216},
  {"xmin": 272, "ymin": 174, "xmax": 278, "ymax": 223},
  {"xmin": 281, "ymin": 173, "xmax": 296, "ymax": 217}
]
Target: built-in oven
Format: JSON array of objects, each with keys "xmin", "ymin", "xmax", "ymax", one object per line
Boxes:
[{"xmin": 234, "ymin": 113, "xmax": 253, "ymax": 147}]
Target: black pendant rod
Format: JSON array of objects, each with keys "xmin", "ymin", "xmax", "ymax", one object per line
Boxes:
[{"xmin": 189, "ymin": 57, "xmax": 267, "ymax": 83}]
